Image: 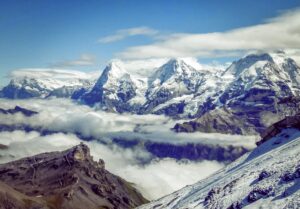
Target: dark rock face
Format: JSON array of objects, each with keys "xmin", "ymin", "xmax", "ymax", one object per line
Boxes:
[
  {"xmin": 0, "ymin": 106, "xmax": 38, "ymax": 117},
  {"xmin": 258, "ymin": 170, "xmax": 271, "ymax": 181},
  {"xmin": 144, "ymin": 142, "xmax": 249, "ymax": 162},
  {"xmin": 257, "ymin": 113, "xmax": 300, "ymax": 145},
  {"xmin": 81, "ymin": 65, "xmax": 139, "ymax": 113},
  {"xmin": 0, "ymin": 143, "xmax": 148, "ymax": 209},
  {"xmin": 0, "ymin": 181, "xmax": 48, "ymax": 209},
  {"xmin": 173, "ymin": 107, "xmax": 265, "ymax": 135},
  {"xmin": 71, "ymin": 87, "xmax": 89, "ymax": 100},
  {"xmin": 152, "ymin": 102, "xmax": 186, "ymax": 117},
  {"xmin": 247, "ymin": 187, "xmax": 273, "ymax": 203}
]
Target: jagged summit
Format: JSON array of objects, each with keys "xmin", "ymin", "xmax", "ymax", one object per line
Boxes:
[
  {"xmin": 224, "ymin": 53, "xmax": 274, "ymax": 77},
  {"xmin": 2, "ymin": 53, "xmax": 300, "ymax": 125},
  {"xmin": 81, "ymin": 60, "xmax": 141, "ymax": 110},
  {"xmin": 0, "ymin": 105, "xmax": 38, "ymax": 116},
  {"xmin": 0, "ymin": 69, "xmax": 96, "ymax": 99},
  {"xmin": 174, "ymin": 52, "xmax": 300, "ymax": 134},
  {"xmin": 0, "ymin": 143, "xmax": 148, "ymax": 209},
  {"xmin": 151, "ymin": 58, "xmax": 198, "ymax": 84},
  {"xmin": 93, "ymin": 60, "xmax": 130, "ymax": 89},
  {"xmin": 102, "ymin": 60, "xmax": 128, "ymax": 77}
]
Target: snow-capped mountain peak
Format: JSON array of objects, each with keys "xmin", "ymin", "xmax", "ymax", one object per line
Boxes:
[
  {"xmin": 223, "ymin": 53, "xmax": 274, "ymax": 77},
  {"xmin": 94, "ymin": 60, "xmax": 129, "ymax": 89},
  {"xmin": 0, "ymin": 69, "xmax": 98, "ymax": 99},
  {"xmin": 151, "ymin": 58, "xmax": 199, "ymax": 84}
]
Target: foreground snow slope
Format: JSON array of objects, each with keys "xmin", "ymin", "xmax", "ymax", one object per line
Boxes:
[{"xmin": 138, "ymin": 127, "xmax": 300, "ymax": 209}]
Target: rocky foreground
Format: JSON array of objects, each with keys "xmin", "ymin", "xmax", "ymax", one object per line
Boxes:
[{"xmin": 0, "ymin": 143, "xmax": 148, "ymax": 209}]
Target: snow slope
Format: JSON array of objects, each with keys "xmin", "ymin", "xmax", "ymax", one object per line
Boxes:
[
  {"xmin": 2, "ymin": 51, "xmax": 300, "ymax": 123},
  {"xmin": 174, "ymin": 51, "xmax": 300, "ymax": 134},
  {"xmin": 0, "ymin": 69, "xmax": 98, "ymax": 99},
  {"xmin": 81, "ymin": 61, "xmax": 148, "ymax": 112},
  {"xmin": 138, "ymin": 127, "xmax": 300, "ymax": 209}
]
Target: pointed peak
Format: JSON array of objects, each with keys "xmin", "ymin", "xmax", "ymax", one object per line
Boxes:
[
  {"xmin": 164, "ymin": 57, "xmax": 204, "ymax": 71},
  {"xmin": 66, "ymin": 143, "xmax": 91, "ymax": 162},
  {"xmin": 165, "ymin": 58, "xmax": 187, "ymax": 66},
  {"xmin": 107, "ymin": 59, "xmax": 125, "ymax": 69},
  {"xmin": 241, "ymin": 50, "xmax": 288, "ymax": 62},
  {"xmin": 102, "ymin": 60, "xmax": 127, "ymax": 77},
  {"xmin": 224, "ymin": 53, "xmax": 274, "ymax": 77}
]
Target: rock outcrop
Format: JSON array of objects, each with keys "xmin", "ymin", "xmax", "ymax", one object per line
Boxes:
[
  {"xmin": 257, "ymin": 112, "xmax": 300, "ymax": 145},
  {"xmin": 0, "ymin": 143, "xmax": 148, "ymax": 209},
  {"xmin": 0, "ymin": 106, "xmax": 38, "ymax": 117}
]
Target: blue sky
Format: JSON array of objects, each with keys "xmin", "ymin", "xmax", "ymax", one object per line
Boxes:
[{"xmin": 1, "ymin": 0, "xmax": 300, "ymax": 84}]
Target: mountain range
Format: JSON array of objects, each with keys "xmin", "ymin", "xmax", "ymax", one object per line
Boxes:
[{"xmin": 1, "ymin": 51, "xmax": 300, "ymax": 135}]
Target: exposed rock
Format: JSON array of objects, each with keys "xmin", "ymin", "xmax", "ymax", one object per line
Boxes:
[
  {"xmin": 0, "ymin": 181, "xmax": 48, "ymax": 209},
  {"xmin": 144, "ymin": 141, "xmax": 249, "ymax": 162},
  {"xmin": 247, "ymin": 187, "xmax": 273, "ymax": 203},
  {"xmin": 0, "ymin": 144, "xmax": 8, "ymax": 150},
  {"xmin": 0, "ymin": 143, "xmax": 148, "ymax": 209},
  {"xmin": 258, "ymin": 170, "xmax": 271, "ymax": 181},
  {"xmin": 0, "ymin": 106, "xmax": 38, "ymax": 117},
  {"xmin": 174, "ymin": 52, "xmax": 300, "ymax": 135},
  {"xmin": 173, "ymin": 107, "xmax": 264, "ymax": 135},
  {"xmin": 137, "ymin": 115, "xmax": 300, "ymax": 209},
  {"xmin": 257, "ymin": 113, "xmax": 300, "ymax": 145}
]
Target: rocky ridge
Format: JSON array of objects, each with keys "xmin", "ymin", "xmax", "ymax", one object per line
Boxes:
[{"xmin": 0, "ymin": 143, "xmax": 148, "ymax": 209}]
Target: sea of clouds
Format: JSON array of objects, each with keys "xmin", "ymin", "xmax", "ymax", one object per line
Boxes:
[{"xmin": 0, "ymin": 98, "xmax": 257, "ymax": 199}]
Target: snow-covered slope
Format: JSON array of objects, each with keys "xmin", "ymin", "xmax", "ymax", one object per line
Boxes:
[
  {"xmin": 139, "ymin": 118, "xmax": 300, "ymax": 209},
  {"xmin": 81, "ymin": 61, "xmax": 147, "ymax": 112},
  {"xmin": 175, "ymin": 51, "xmax": 300, "ymax": 134},
  {"xmin": 3, "ymin": 52, "xmax": 300, "ymax": 124},
  {"xmin": 83, "ymin": 51, "xmax": 300, "ymax": 120},
  {"xmin": 220, "ymin": 51, "xmax": 300, "ymax": 105},
  {"xmin": 80, "ymin": 58, "xmax": 226, "ymax": 117},
  {"xmin": 144, "ymin": 58, "xmax": 224, "ymax": 117},
  {"xmin": 0, "ymin": 69, "xmax": 98, "ymax": 99}
]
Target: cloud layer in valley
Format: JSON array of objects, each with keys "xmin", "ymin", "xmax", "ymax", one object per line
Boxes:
[
  {"xmin": 0, "ymin": 130, "xmax": 223, "ymax": 200},
  {"xmin": 0, "ymin": 98, "xmax": 257, "ymax": 199},
  {"xmin": 0, "ymin": 98, "xmax": 257, "ymax": 148}
]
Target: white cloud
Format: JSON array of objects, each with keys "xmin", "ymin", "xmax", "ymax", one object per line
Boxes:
[
  {"xmin": 0, "ymin": 98, "xmax": 259, "ymax": 199},
  {"xmin": 10, "ymin": 68, "xmax": 99, "ymax": 80},
  {"xmin": 0, "ymin": 98, "xmax": 257, "ymax": 148},
  {"xmin": 109, "ymin": 58, "xmax": 169, "ymax": 77},
  {"xmin": 98, "ymin": 26, "xmax": 158, "ymax": 43},
  {"xmin": 117, "ymin": 9, "xmax": 300, "ymax": 61},
  {"xmin": 116, "ymin": 158, "xmax": 223, "ymax": 200},
  {"xmin": 51, "ymin": 54, "xmax": 96, "ymax": 67},
  {"xmin": 0, "ymin": 130, "xmax": 223, "ymax": 200}
]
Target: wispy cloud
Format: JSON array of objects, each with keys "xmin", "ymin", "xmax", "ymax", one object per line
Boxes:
[
  {"xmin": 117, "ymin": 9, "xmax": 300, "ymax": 60},
  {"xmin": 51, "ymin": 54, "xmax": 96, "ymax": 67},
  {"xmin": 98, "ymin": 26, "xmax": 158, "ymax": 43}
]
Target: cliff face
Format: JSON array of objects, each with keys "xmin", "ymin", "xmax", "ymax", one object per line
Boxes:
[
  {"xmin": 0, "ymin": 143, "xmax": 148, "ymax": 209},
  {"xmin": 258, "ymin": 113, "xmax": 300, "ymax": 145}
]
